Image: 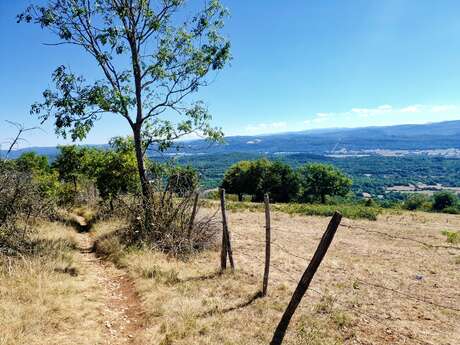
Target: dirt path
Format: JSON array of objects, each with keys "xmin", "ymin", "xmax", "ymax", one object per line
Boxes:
[{"xmin": 73, "ymin": 230, "xmax": 144, "ymax": 345}]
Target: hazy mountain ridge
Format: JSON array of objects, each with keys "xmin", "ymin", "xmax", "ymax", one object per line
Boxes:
[{"xmin": 2, "ymin": 120, "xmax": 460, "ymax": 159}]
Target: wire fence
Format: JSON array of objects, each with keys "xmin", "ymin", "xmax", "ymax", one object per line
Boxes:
[{"xmin": 217, "ymin": 193, "xmax": 459, "ymax": 345}]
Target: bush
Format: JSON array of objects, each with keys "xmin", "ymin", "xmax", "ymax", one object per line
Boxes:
[
  {"xmin": 402, "ymin": 194, "xmax": 429, "ymax": 211},
  {"xmin": 204, "ymin": 200, "xmax": 381, "ymax": 221},
  {"xmin": 441, "ymin": 230, "xmax": 460, "ymax": 244},
  {"xmin": 277, "ymin": 203, "xmax": 379, "ymax": 221},
  {"xmin": 442, "ymin": 206, "xmax": 460, "ymax": 214},
  {"xmin": 127, "ymin": 193, "xmax": 219, "ymax": 256},
  {"xmin": 432, "ymin": 191, "xmax": 458, "ymax": 211},
  {"xmin": 0, "ymin": 163, "xmax": 54, "ymax": 254}
]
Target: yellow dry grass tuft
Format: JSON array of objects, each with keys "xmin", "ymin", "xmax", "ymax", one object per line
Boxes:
[{"xmin": 0, "ymin": 222, "xmax": 107, "ymax": 345}]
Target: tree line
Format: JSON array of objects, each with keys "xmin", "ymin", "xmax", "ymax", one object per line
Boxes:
[
  {"xmin": 10, "ymin": 137, "xmax": 199, "ymax": 209},
  {"xmin": 221, "ymin": 159, "xmax": 352, "ymax": 204}
]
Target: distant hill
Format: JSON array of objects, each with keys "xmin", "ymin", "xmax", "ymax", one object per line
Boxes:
[
  {"xmin": 161, "ymin": 120, "xmax": 460, "ymax": 156},
  {"xmin": 2, "ymin": 120, "xmax": 460, "ymax": 159}
]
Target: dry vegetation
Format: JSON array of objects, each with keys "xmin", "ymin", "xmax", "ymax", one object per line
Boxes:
[
  {"xmin": 0, "ymin": 216, "xmax": 149, "ymax": 345},
  {"xmin": 1, "ymin": 205, "xmax": 459, "ymax": 345},
  {"xmin": 0, "ymin": 222, "xmax": 109, "ymax": 345},
  {"xmin": 90, "ymin": 209, "xmax": 460, "ymax": 345}
]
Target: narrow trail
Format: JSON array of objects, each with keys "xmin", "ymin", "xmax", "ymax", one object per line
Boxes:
[{"xmin": 72, "ymin": 222, "xmax": 144, "ymax": 345}]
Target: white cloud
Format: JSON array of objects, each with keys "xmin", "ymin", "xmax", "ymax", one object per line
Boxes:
[
  {"xmin": 431, "ymin": 105, "xmax": 457, "ymax": 113},
  {"xmin": 244, "ymin": 121, "xmax": 288, "ymax": 134},
  {"xmin": 301, "ymin": 103, "xmax": 460, "ymax": 130},
  {"xmin": 400, "ymin": 105, "xmax": 421, "ymax": 113},
  {"xmin": 234, "ymin": 103, "xmax": 459, "ymax": 136},
  {"xmin": 351, "ymin": 104, "xmax": 393, "ymax": 117},
  {"xmin": 313, "ymin": 117, "xmax": 326, "ymax": 123}
]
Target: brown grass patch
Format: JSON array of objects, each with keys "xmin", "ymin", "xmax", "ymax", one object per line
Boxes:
[
  {"xmin": 0, "ymin": 222, "xmax": 108, "ymax": 345},
  {"xmin": 92, "ymin": 209, "xmax": 460, "ymax": 345}
]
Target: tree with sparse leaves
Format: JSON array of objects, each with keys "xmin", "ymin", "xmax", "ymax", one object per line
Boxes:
[{"xmin": 19, "ymin": 0, "xmax": 231, "ymax": 202}]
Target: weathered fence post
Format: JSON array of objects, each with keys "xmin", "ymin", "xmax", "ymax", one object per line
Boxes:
[
  {"xmin": 188, "ymin": 191, "xmax": 199, "ymax": 240},
  {"xmin": 219, "ymin": 188, "xmax": 228, "ymax": 270},
  {"xmin": 219, "ymin": 188, "xmax": 235, "ymax": 270},
  {"xmin": 270, "ymin": 212, "xmax": 343, "ymax": 345},
  {"xmin": 262, "ymin": 193, "xmax": 271, "ymax": 296}
]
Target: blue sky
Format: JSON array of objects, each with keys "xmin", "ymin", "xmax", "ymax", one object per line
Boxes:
[{"xmin": 1, "ymin": 0, "xmax": 460, "ymax": 148}]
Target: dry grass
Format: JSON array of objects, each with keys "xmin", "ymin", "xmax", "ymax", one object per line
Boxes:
[
  {"xmin": 92, "ymin": 209, "xmax": 460, "ymax": 345},
  {"xmin": 0, "ymin": 222, "xmax": 107, "ymax": 345},
  {"xmin": 2, "ymin": 208, "xmax": 459, "ymax": 345}
]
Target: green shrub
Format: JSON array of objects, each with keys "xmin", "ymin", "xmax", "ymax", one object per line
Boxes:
[
  {"xmin": 432, "ymin": 191, "xmax": 458, "ymax": 211},
  {"xmin": 441, "ymin": 230, "xmax": 460, "ymax": 244},
  {"xmin": 403, "ymin": 194, "xmax": 428, "ymax": 211},
  {"xmin": 442, "ymin": 206, "xmax": 460, "ymax": 214}
]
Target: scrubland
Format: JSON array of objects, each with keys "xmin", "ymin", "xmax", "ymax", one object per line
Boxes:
[
  {"xmin": 1, "ymin": 208, "xmax": 459, "ymax": 345},
  {"xmin": 92, "ymin": 208, "xmax": 460, "ymax": 345}
]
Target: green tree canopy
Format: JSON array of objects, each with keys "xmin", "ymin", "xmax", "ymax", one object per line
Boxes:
[
  {"xmin": 15, "ymin": 152, "xmax": 50, "ymax": 174},
  {"xmin": 297, "ymin": 163, "xmax": 352, "ymax": 203},
  {"xmin": 221, "ymin": 160, "xmax": 254, "ymax": 201},
  {"xmin": 258, "ymin": 161, "xmax": 299, "ymax": 203},
  {"xmin": 221, "ymin": 159, "xmax": 300, "ymax": 203},
  {"xmin": 95, "ymin": 137, "xmax": 139, "ymax": 206},
  {"xmin": 167, "ymin": 165, "xmax": 199, "ymax": 197},
  {"xmin": 20, "ymin": 0, "xmax": 231, "ymax": 200},
  {"xmin": 52, "ymin": 145, "xmax": 86, "ymax": 192},
  {"xmin": 432, "ymin": 191, "xmax": 458, "ymax": 211}
]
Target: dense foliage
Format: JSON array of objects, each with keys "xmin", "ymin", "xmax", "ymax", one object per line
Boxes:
[
  {"xmin": 297, "ymin": 163, "xmax": 352, "ymax": 203},
  {"xmin": 221, "ymin": 159, "xmax": 300, "ymax": 202},
  {"xmin": 432, "ymin": 191, "xmax": 458, "ymax": 211},
  {"xmin": 170, "ymin": 152, "xmax": 460, "ymax": 199},
  {"xmin": 221, "ymin": 159, "xmax": 351, "ymax": 204}
]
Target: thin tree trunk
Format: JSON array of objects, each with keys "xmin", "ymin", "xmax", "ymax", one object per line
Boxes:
[{"xmin": 133, "ymin": 125, "xmax": 149, "ymax": 199}]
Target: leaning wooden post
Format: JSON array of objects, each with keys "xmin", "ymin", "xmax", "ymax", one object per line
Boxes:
[
  {"xmin": 270, "ymin": 212, "xmax": 343, "ymax": 345},
  {"xmin": 262, "ymin": 193, "xmax": 271, "ymax": 296},
  {"xmin": 219, "ymin": 188, "xmax": 228, "ymax": 270}
]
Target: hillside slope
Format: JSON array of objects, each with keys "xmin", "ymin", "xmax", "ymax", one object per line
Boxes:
[{"xmin": 3, "ymin": 120, "xmax": 460, "ymax": 159}]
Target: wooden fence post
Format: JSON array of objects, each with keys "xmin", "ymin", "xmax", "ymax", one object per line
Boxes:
[
  {"xmin": 270, "ymin": 212, "xmax": 343, "ymax": 345},
  {"xmin": 262, "ymin": 193, "xmax": 271, "ymax": 296},
  {"xmin": 188, "ymin": 191, "xmax": 199, "ymax": 240},
  {"xmin": 219, "ymin": 188, "xmax": 235, "ymax": 271},
  {"xmin": 219, "ymin": 188, "xmax": 228, "ymax": 270}
]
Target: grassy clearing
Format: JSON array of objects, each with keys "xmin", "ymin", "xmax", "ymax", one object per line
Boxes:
[
  {"xmin": 0, "ymin": 222, "xmax": 107, "ymax": 345},
  {"xmin": 202, "ymin": 199, "xmax": 381, "ymax": 220},
  {"xmin": 90, "ymin": 220, "xmax": 361, "ymax": 345},
  {"xmin": 91, "ymin": 209, "xmax": 460, "ymax": 345}
]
